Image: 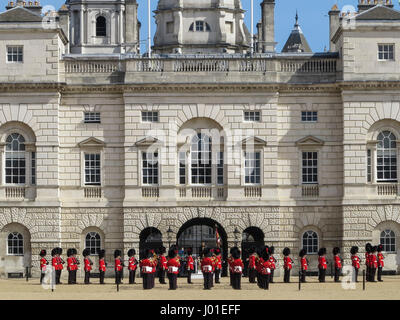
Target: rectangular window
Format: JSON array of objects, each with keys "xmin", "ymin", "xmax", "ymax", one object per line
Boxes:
[
  {"xmin": 378, "ymin": 44, "xmax": 394, "ymax": 61},
  {"xmin": 244, "ymin": 111, "xmax": 261, "ymax": 122},
  {"xmin": 367, "ymin": 149, "xmax": 372, "ymax": 183},
  {"xmin": 31, "ymin": 152, "xmax": 36, "ymax": 185},
  {"xmin": 302, "ymin": 152, "xmax": 318, "ymax": 184},
  {"xmin": 179, "ymin": 152, "xmax": 186, "ymax": 185},
  {"xmin": 301, "ymin": 111, "xmax": 318, "ymax": 122},
  {"xmin": 244, "ymin": 152, "xmax": 261, "ymax": 184},
  {"xmin": 196, "ymin": 21, "xmax": 204, "ymax": 32},
  {"xmin": 166, "ymin": 21, "xmax": 174, "ymax": 34},
  {"xmin": 84, "ymin": 112, "xmax": 101, "ymax": 123},
  {"xmin": 7, "ymin": 46, "xmax": 23, "ymax": 63},
  {"xmin": 217, "ymin": 152, "xmax": 224, "ymax": 185},
  {"xmin": 142, "ymin": 152, "xmax": 159, "ymax": 185},
  {"xmin": 225, "ymin": 21, "xmax": 233, "ymax": 33},
  {"xmin": 5, "ymin": 152, "xmax": 25, "ymax": 184},
  {"xmin": 141, "ymin": 111, "xmax": 159, "ymax": 123},
  {"xmin": 84, "ymin": 153, "xmax": 101, "ymax": 185}
]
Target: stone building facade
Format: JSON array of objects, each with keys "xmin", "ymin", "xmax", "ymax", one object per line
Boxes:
[{"xmin": 0, "ymin": 0, "xmax": 400, "ymax": 278}]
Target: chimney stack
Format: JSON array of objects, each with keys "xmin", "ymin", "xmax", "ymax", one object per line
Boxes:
[{"xmin": 261, "ymin": 0, "xmax": 275, "ymax": 53}]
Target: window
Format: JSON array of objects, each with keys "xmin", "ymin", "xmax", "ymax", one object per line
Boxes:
[
  {"xmin": 377, "ymin": 131, "xmax": 397, "ymax": 183},
  {"xmin": 166, "ymin": 21, "xmax": 174, "ymax": 34},
  {"xmin": 84, "ymin": 112, "xmax": 101, "ymax": 124},
  {"xmin": 244, "ymin": 151, "xmax": 261, "ymax": 184},
  {"xmin": 85, "ymin": 232, "xmax": 101, "ymax": 255},
  {"xmin": 7, "ymin": 232, "xmax": 23, "ymax": 255},
  {"xmin": 244, "ymin": 111, "xmax": 261, "ymax": 122},
  {"xmin": 226, "ymin": 21, "xmax": 233, "ymax": 33},
  {"xmin": 367, "ymin": 149, "xmax": 372, "ymax": 183},
  {"xmin": 142, "ymin": 152, "xmax": 159, "ymax": 185},
  {"xmin": 191, "ymin": 133, "xmax": 212, "ymax": 184},
  {"xmin": 217, "ymin": 152, "xmax": 224, "ymax": 185},
  {"xmin": 302, "ymin": 231, "xmax": 318, "ymax": 254},
  {"xmin": 378, "ymin": 44, "xmax": 394, "ymax": 61},
  {"xmin": 189, "ymin": 21, "xmax": 211, "ymax": 32},
  {"xmin": 96, "ymin": 16, "xmax": 107, "ymax": 37},
  {"xmin": 141, "ymin": 111, "xmax": 159, "ymax": 123},
  {"xmin": 179, "ymin": 151, "xmax": 186, "ymax": 185},
  {"xmin": 380, "ymin": 230, "xmax": 396, "ymax": 253},
  {"xmin": 196, "ymin": 21, "xmax": 204, "ymax": 32},
  {"xmin": 84, "ymin": 153, "xmax": 101, "ymax": 185},
  {"xmin": 302, "ymin": 152, "xmax": 318, "ymax": 184},
  {"xmin": 5, "ymin": 133, "xmax": 26, "ymax": 184},
  {"xmin": 301, "ymin": 111, "xmax": 318, "ymax": 122},
  {"xmin": 7, "ymin": 46, "xmax": 23, "ymax": 63},
  {"xmin": 31, "ymin": 152, "xmax": 36, "ymax": 185}
]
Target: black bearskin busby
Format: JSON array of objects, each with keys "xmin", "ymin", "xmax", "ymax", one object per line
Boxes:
[
  {"xmin": 365, "ymin": 243, "xmax": 372, "ymax": 254},
  {"xmin": 67, "ymin": 248, "xmax": 73, "ymax": 257},
  {"xmin": 186, "ymin": 247, "xmax": 193, "ymax": 255},
  {"xmin": 82, "ymin": 248, "xmax": 90, "ymax": 257},
  {"xmin": 299, "ymin": 248, "xmax": 306, "ymax": 257},
  {"xmin": 40, "ymin": 249, "xmax": 46, "ymax": 257},
  {"xmin": 57, "ymin": 247, "xmax": 63, "ymax": 255},
  {"xmin": 168, "ymin": 247, "xmax": 177, "ymax": 259},
  {"xmin": 214, "ymin": 248, "xmax": 221, "ymax": 255},
  {"xmin": 99, "ymin": 249, "xmax": 105, "ymax": 259},
  {"xmin": 350, "ymin": 246, "xmax": 359, "ymax": 255},
  {"xmin": 377, "ymin": 244, "xmax": 383, "ymax": 252},
  {"xmin": 72, "ymin": 248, "xmax": 77, "ymax": 255},
  {"xmin": 114, "ymin": 249, "xmax": 122, "ymax": 258},
  {"xmin": 371, "ymin": 246, "xmax": 377, "ymax": 253},
  {"xmin": 51, "ymin": 248, "xmax": 57, "ymax": 257},
  {"xmin": 269, "ymin": 246, "xmax": 275, "ymax": 255},
  {"xmin": 127, "ymin": 249, "xmax": 136, "ymax": 257},
  {"xmin": 333, "ymin": 247, "xmax": 340, "ymax": 255},
  {"xmin": 283, "ymin": 247, "xmax": 290, "ymax": 256},
  {"xmin": 158, "ymin": 246, "xmax": 166, "ymax": 255},
  {"xmin": 232, "ymin": 248, "xmax": 241, "ymax": 260},
  {"xmin": 203, "ymin": 247, "xmax": 212, "ymax": 257},
  {"xmin": 145, "ymin": 248, "xmax": 153, "ymax": 259},
  {"xmin": 318, "ymin": 248, "xmax": 327, "ymax": 256},
  {"xmin": 261, "ymin": 246, "xmax": 270, "ymax": 260},
  {"xmin": 248, "ymin": 247, "xmax": 256, "ymax": 255}
]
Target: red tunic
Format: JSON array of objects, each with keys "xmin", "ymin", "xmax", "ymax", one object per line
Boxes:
[
  {"xmin": 115, "ymin": 258, "xmax": 123, "ymax": 271},
  {"xmin": 52, "ymin": 257, "xmax": 59, "ymax": 270},
  {"xmin": 377, "ymin": 253, "xmax": 384, "ymax": 267},
  {"xmin": 261, "ymin": 260, "xmax": 272, "ymax": 275},
  {"xmin": 128, "ymin": 257, "xmax": 137, "ymax": 271},
  {"xmin": 140, "ymin": 258, "xmax": 154, "ymax": 274},
  {"xmin": 318, "ymin": 256, "xmax": 327, "ymax": 270},
  {"xmin": 334, "ymin": 255, "xmax": 342, "ymax": 269},
  {"xmin": 232, "ymin": 258, "xmax": 244, "ymax": 274},
  {"xmin": 369, "ymin": 254, "xmax": 378, "ymax": 268},
  {"xmin": 283, "ymin": 256, "xmax": 293, "ymax": 270},
  {"xmin": 67, "ymin": 257, "xmax": 78, "ymax": 271},
  {"xmin": 40, "ymin": 258, "xmax": 48, "ymax": 272},
  {"xmin": 201, "ymin": 257, "xmax": 215, "ymax": 273},
  {"xmin": 84, "ymin": 258, "xmax": 92, "ymax": 272},
  {"xmin": 365, "ymin": 253, "xmax": 370, "ymax": 267},
  {"xmin": 301, "ymin": 257, "xmax": 308, "ymax": 271},
  {"xmin": 256, "ymin": 257, "xmax": 264, "ymax": 273},
  {"xmin": 99, "ymin": 259, "xmax": 106, "ymax": 272},
  {"xmin": 167, "ymin": 258, "xmax": 181, "ymax": 274},
  {"xmin": 57, "ymin": 257, "xmax": 64, "ymax": 270},
  {"xmin": 248, "ymin": 255, "xmax": 256, "ymax": 269},
  {"xmin": 269, "ymin": 256, "xmax": 276, "ymax": 270},
  {"xmin": 159, "ymin": 255, "xmax": 167, "ymax": 271},
  {"xmin": 186, "ymin": 256, "xmax": 194, "ymax": 270},
  {"xmin": 351, "ymin": 255, "xmax": 360, "ymax": 269}
]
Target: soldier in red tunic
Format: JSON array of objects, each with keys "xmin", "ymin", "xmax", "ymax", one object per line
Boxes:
[
  {"xmin": 186, "ymin": 247, "xmax": 194, "ymax": 284},
  {"xmin": 260, "ymin": 246, "xmax": 271, "ymax": 290},
  {"xmin": 247, "ymin": 247, "xmax": 257, "ymax": 284},
  {"xmin": 98, "ymin": 249, "xmax": 107, "ymax": 284},
  {"xmin": 72, "ymin": 249, "xmax": 79, "ymax": 284},
  {"xmin": 201, "ymin": 248, "xmax": 215, "ymax": 290},
  {"xmin": 82, "ymin": 249, "xmax": 93, "ymax": 284},
  {"xmin": 268, "ymin": 246, "xmax": 277, "ymax": 283},
  {"xmin": 365, "ymin": 243, "xmax": 372, "ymax": 282},
  {"xmin": 53, "ymin": 248, "xmax": 64, "ymax": 284},
  {"xmin": 150, "ymin": 249, "xmax": 158, "ymax": 288},
  {"xmin": 214, "ymin": 248, "xmax": 222, "ymax": 284},
  {"xmin": 318, "ymin": 248, "xmax": 327, "ymax": 283},
  {"xmin": 333, "ymin": 247, "xmax": 342, "ymax": 283},
  {"xmin": 299, "ymin": 249, "xmax": 308, "ymax": 283},
  {"xmin": 283, "ymin": 247, "xmax": 293, "ymax": 283},
  {"xmin": 140, "ymin": 249, "xmax": 154, "ymax": 290},
  {"xmin": 114, "ymin": 249, "xmax": 123, "ymax": 285},
  {"xmin": 167, "ymin": 247, "xmax": 181, "ymax": 290},
  {"xmin": 128, "ymin": 249, "xmax": 138, "ymax": 284},
  {"xmin": 369, "ymin": 246, "xmax": 378, "ymax": 282},
  {"xmin": 39, "ymin": 249, "xmax": 48, "ymax": 284},
  {"xmin": 350, "ymin": 246, "xmax": 361, "ymax": 283},
  {"xmin": 256, "ymin": 246, "xmax": 264, "ymax": 288},
  {"xmin": 67, "ymin": 248, "xmax": 77, "ymax": 284},
  {"xmin": 157, "ymin": 246, "xmax": 167, "ymax": 285},
  {"xmin": 231, "ymin": 247, "xmax": 244, "ymax": 290},
  {"xmin": 377, "ymin": 244, "xmax": 385, "ymax": 282}
]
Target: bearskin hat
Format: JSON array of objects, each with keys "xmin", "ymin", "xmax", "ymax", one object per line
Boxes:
[
  {"xmin": 114, "ymin": 249, "xmax": 122, "ymax": 258},
  {"xmin": 283, "ymin": 247, "xmax": 290, "ymax": 256},
  {"xmin": 99, "ymin": 249, "xmax": 105, "ymax": 259},
  {"xmin": 248, "ymin": 247, "xmax": 256, "ymax": 255},
  {"xmin": 186, "ymin": 247, "xmax": 193, "ymax": 255},
  {"xmin": 365, "ymin": 243, "xmax": 372, "ymax": 253},
  {"xmin": 232, "ymin": 249, "xmax": 241, "ymax": 260},
  {"xmin": 40, "ymin": 249, "xmax": 46, "ymax": 257},
  {"xmin": 377, "ymin": 244, "xmax": 383, "ymax": 252},
  {"xmin": 82, "ymin": 248, "xmax": 90, "ymax": 257},
  {"xmin": 350, "ymin": 246, "xmax": 359, "ymax": 255},
  {"xmin": 261, "ymin": 246, "xmax": 270, "ymax": 260},
  {"xmin": 145, "ymin": 248, "xmax": 153, "ymax": 259},
  {"xmin": 333, "ymin": 247, "xmax": 340, "ymax": 255},
  {"xmin": 299, "ymin": 248, "xmax": 306, "ymax": 257},
  {"xmin": 203, "ymin": 247, "xmax": 212, "ymax": 257},
  {"xmin": 168, "ymin": 247, "xmax": 177, "ymax": 259},
  {"xmin": 57, "ymin": 247, "xmax": 63, "ymax": 255},
  {"xmin": 157, "ymin": 246, "xmax": 166, "ymax": 255},
  {"xmin": 269, "ymin": 246, "xmax": 275, "ymax": 255},
  {"xmin": 72, "ymin": 248, "xmax": 77, "ymax": 255},
  {"xmin": 214, "ymin": 248, "xmax": 221, "ymax": 255},
  {"xmin": 371, "ymin": 246, "xmax": 377, "ymax": 253},
  {"xmin": 51, "ymin": 248, "xmax": 57, "ymax": 256},
  {"xmin": 127, "ymin": 249, "xmax": 136, "ymax": 257},
  {"xmin": 318, "ymin": 248, "xmax": 327, "ymax": 256},
  {"xmin": 67, "ymin": 248, "xmax": 73, "ymax": 257}
]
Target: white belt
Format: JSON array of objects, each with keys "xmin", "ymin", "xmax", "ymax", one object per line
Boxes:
[
  {"xmin": 143, "ymin": 266, "xmax": 153, "ymax": 273},
  {"xmin": 168, "ymin": 266, "xmax": 178, "ymax": 273},
  {"xmin": 202, "ymin": 265, "xmax": 212, "ymax": 272},
  {"xmin": 234, "ymin": 266, "xmax": 242, "ymax": 273}
]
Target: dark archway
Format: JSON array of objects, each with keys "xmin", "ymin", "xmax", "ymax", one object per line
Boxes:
[
  {"xmin": 139, "ymin": 227, "xmax": 163, "ymax": 260},
  {"xmin": 241, "ymin": 227, "xmax": 265, "ymax": 276},
  {"xmin": 176, "ymin": 218, "xmax": 228, "ymax": 277}
]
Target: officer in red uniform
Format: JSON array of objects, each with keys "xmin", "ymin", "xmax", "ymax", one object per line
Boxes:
[
  {"xmin": 365, "ymin": 243, "xmax": 372, "ymax": 282},
  {"xmin": 318, "ymin": 248, "xmax": 327, "ymax": 283},
  {"xmin": 247, "ymin": 247, "xmax": 257, "ymax": 284},
  {"xmin": 350, "ymin": 246, "xmax": 361, "ymax": 283},
  {"xmin": 158, "ymin": 246, "xmax": 167, "ymax": 284},
  {"xmin": 283, "ymin": 247, "xmax": 293, "ymax": 283},
  {"xmin": 140, "ymin": 249, "xmax": 154, "ymax": 290},
  {"xmin": 51, "ymin": 248, "xmax": 59, "ymax": 283},
  {"xmin": 214, "ymin": 248, "xmax": 222, "ymax": 284},
  {"xmin": 186, "ymin": 248, "xmax": 194, "ymax": 284},
  {"xmin": 72, "ymin": 249, "xmax": 79, "ymax": 284},
  {"xmin": 333, "ymin": 247, "xmax": 342, "ymax": 282},
  {"xmin": 268, "ymin": 246, "xmax": 277, "ymax": 283},
  {"xmin": 150, "ymin": 249, "xmax": 157, "ymax": 288},
  {"xmin": 369, "ymin": 246, "xmax": 378, "ymax": 282},
  {"xmin": 260, "ymin": 246, "xmax": 271, "ymax": 290},
  {"xmin": 53, "ymin": 248, "xmax": 64, "ymax": 284},
  {"xmin": 256, "ymin": 246, "xmax": 264, "ymax": 288},
  {"xmin": 201, "ymin": 248, "xmax": 215, "ymax": 290},
  {"xmin": 39, "ymin": 249, "xmax": 48, "ymax": 284},
  {"xmin": 128, "ymin": 248, "xmax": 138, "ymax": 284},
  {"xmin": 167, "ymin": 247, "xmax": 181, "ymax": 290},
  {"xmin": 98, "ymin": 249, "xmax": 107, "ymax": 284},
  {"xmin": 114, "ymin": 250, "xmax": 123, "ymax": 285},
  {"xmin": 83, "ymin": 249, "xmax": 93, "ymax": 284},
  {"xmin": 299, "ymin": 249, "xmax": 308, "ymax": 283},
  {"xmin": 67, "ymin": 248, "xmax": 77, "ymax": 284},
  {"xmin": 377, "ymin": 244, "xmax": 385, "ymax": 282},
  {"xmin": 231, "ymin": 247, "xmax": 244, "ymax": 290}
]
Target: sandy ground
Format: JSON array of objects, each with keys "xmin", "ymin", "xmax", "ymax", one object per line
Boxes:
[{"xmin": 0, "ymin": 274, "xmax": 399, "ymax": 300}]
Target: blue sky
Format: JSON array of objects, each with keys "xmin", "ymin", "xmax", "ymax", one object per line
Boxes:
[{"xmin": 35, "ymin": 0, "xmax": 400, "ymax": 53}]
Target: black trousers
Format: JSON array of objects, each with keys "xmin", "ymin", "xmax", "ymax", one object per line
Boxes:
[
  {"xmin": 261, "ymin": 274, "xmax": 269, "ymax": 290},
  {"xmin": 353, "ymin": 268, "xmax": 359, "ymax": 282},
  {"xmin": 370, "ymin": 268, "xmax": 376, "ymax": 282},
  {"xmin": 215, "ymin": 269, "xmax": 221, "ymax": 283},
  {"xmin": 366, "ymin": 266, "xmax": 370, "ymax": 282},
  {"xmin": 269, "ymin": 269, "xmax": 275, "ymax": 283},
  {"xmin": 55, "ymin": 270, "xmax": 62, "ymax": 284},
  {"xmin": 99, "ymin": 271, "xmax": 105, "ymax": 284},
  {"xmin": 300, "ymin": 270, "xmax": 306, "ymax": 283},
  {"xmin": 40, "ymin": 272, "xmax": 45, "ymax": 284},
  {"xmin": 232, "ymin": 273, "xmax": 241, "ymax": 290},
  {"xmin": 203, "ymin": 272, "xmax": 213, "ymax": 289},
  {"xmin": 68, "ymin": 270, "xmax": 76, "ymax": 284},
  {"xmin": 230, "ymin": 272, "xmax": 233, "ymax": 286},
  {"xmin": 84, "ymin": 271, "xmax": 90, "ymax": 284},
  {"xmin": 143, "ymin": 273, "xmax": 152, "ymax": 289},
  {"xmin": 318, "ymin": 268, "xmax": 326, "ymax": 282},
  {"xmin": 248, "ymin": 269, "xmax": 257, "ymax": 283},
  {"xmin": 168, "ymin": 273, "xmax": 178, "ymax": 290},
  {"xmin": 257, "ymin": 271, "xmax": 261, "ymax": 288},
  {"xmin": 115, "ymin": 270, "xmax": 122, "ymax": 284},
  {"xmin": 129, "ymin": 270, "xmax": 136, "ymax": 284},
  {"xmin": 334, "ymin": 268, "xmax": 341, "ymax": 282},
  {"xmin": 187, "ymin": 270, "xmax": 192, "ymax": 283},
  {"xmin": 377, "ymin": 267, "xmax": 383, "ymax": 281},
  {"xmin": 159, "ymin": 269, "xmax": 166, "ymax": 284},
  {"xmin": 284, "ymin": 268, "xmax": 291, "ymax": 283}
]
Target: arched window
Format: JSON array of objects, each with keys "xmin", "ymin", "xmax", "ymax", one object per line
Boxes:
[
  {"xmin": 7, "ymin": 232, "xmax": 23, "ymax": 255},
  {"xmin": 189, "ymin": 21, "xmax": 211, "ymax": 32},
  {"xmin": 96, "ymin": 16, "xmax": 107, "ymax": 37},
  {"xmin": 380, "ymin": 229, "xmax": 396, "ymax": 252},
  {"xmin": 5, "ymin": 133, "xmax": 26, "ymax": 184},
  {"xmin": 85, "ymin": 232, "xmax": 101, "ymax": 255},
  {"xmin": 302, "ymin": 231, "xmax": 318, "ymax": 254},
  {"xmin": 377, "ymin": 131, "xmax": 397, "ymax": 182},
  {"xmin": 191, "ymin": 133, "xmax": 212, "ymax": 185}
]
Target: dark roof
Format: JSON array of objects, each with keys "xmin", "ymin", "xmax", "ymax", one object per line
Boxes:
[
  {"xmin": 0, "ymin": 6, "xmax": 43, "ymax": 23},
  {"xmin": 356, "ymin": 5, "xmax": 400, "ymax": 20},
  {"xmin": 282, "ymin": 13, "xmax": 312, "ymax": 53}
]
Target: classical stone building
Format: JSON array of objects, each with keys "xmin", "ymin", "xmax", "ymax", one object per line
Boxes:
[{"xmin": 1, "ymin": 0, "xmax": 400, "ymax": 278}]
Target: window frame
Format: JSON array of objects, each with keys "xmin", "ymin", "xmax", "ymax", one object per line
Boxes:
[
  {"xmin": 301, "ymin": 151, "xmax": 319, "ymax": 185},
  {"xmin": 7, "ymin": 232, "xmax": 24, "ymax": 256},
  {"xmin": 141, "ymin": 111, "xmax": 159, "ymax": 123},
  {"xmin": 141, "ymin": 150, "xmax": 160, "ymax": 186},
  {"xmin": 380, "ymin": 229, "xmax": 396, "ymax": 253},
  {"xmin": 376, "ymin": 130, "xmax": 398, "ymax": 183},
  {"xmin": 302, "ymin": 230, "xmax": 319, "ymax": 255},
  {"xmin": 378, "ymin": 43, "xmax": 395, "ymax": 61},
  {"xmin": 96, "ymin": 16, "xmax": 107, "ymax": 37},
  {"xmin": 83, "ymin": 153, "xmax": 101, "ymax": 186},
  {"xmin": 6, "ymin": 46, "xmax": 23, "ymax": 63},
  {"xmin": 301, "ymin": 111, "xmax": 318, "ymax": 123},
  {"xmin": 84, "ymin": 112, "xmax": 101, "ymax": 124},
  {"xmin": 85, "ymin": 232, "xmax": 101, "ymax": 256},
  {"xmin": 243, "ymin": 150, "xmax": 262, "ymax": 186},
  {"xmin": 243, "ymin": 111, "xmax": 261, "ymax": 123}
]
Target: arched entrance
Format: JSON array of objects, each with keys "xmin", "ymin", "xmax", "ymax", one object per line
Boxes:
[
  {"xmin": 139, "ymin": 227, "xmax": 163, "ymax": 260},
  {"xmin": 241, "ymin": 227, "xmax": 265, "ymax": 276},
  {"xmin": 177, "ymin": 218, "xmax": 228, "ymax": 276}
]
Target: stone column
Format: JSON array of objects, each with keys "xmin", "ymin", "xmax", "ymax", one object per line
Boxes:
[
  {"xmin": 80, "ymin": 6, "xmax": 84, "ymax": 47},
  {"xmin": 261, "ymin": 0, "xmax": 275, "ymax": 53}
]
